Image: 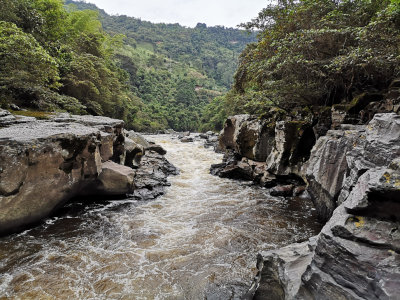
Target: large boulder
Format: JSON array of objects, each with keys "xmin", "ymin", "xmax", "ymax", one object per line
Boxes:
[
  {"xmin": 0, "ymin": 112, "xmax": 177, "ymax": 235},
  {"xmin": 88, "ymin": 161, "xmax": 135, "ymax": 196},
  {"xmin": 253, "ymin": 237, "xmax": 318, "ymax": 300},
  {"xmin": 125, "ymin": 130, "xmax": 150, "ymax": 148},
  {"xmin": 131, "ymin": 150, "xmax": 179, "ymax": 200},
  {"xmin": 124, "ymin": 137, "xmax": 144, "ymax": 168},
  {"xmin": 0, "ymin": 120, "xmax": 112, "ymax": 235}
]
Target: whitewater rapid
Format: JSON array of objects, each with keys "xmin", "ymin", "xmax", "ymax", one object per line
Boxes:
[{"xmin": 0, "ymin": 135, "xmax": 321, "ymax": 299}]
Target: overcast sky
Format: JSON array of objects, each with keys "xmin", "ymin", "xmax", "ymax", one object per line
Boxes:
[{"xmin": 84, "ymin": 0, "xmax": 269, "ymax": 28}]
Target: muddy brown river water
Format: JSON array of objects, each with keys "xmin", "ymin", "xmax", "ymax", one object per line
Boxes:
[{"xmin": 0, "ymin": 135, "xmax": 321, "ymax": 299}]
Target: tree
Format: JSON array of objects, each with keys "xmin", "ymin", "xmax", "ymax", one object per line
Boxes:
[
  {"xmin": 230, "ymin": 0, "xmax": 400, "ymax": 112},
  {"xmin": 0, "ymin": 21, "xmax": 60, "ymax": 89}
]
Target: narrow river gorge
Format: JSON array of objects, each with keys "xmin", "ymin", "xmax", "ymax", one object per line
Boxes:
[{"xmin": 0, "ymin": 135, "xmax": 321, "ymax": 299}]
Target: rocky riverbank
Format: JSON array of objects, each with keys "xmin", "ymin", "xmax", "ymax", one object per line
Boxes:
[
  {"xmin": 0, "ymin": 110, "xmax": 177, "ymax": 236},
  {"xmin": 211, "ymin": 96, "xmax": 400, "ymax": 297}
]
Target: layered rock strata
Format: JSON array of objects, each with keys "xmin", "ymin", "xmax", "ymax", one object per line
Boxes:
[
  {"xmin": 253, "ymin": 157, "xmax": 400, "ymax": 299},
  {"xmin": 210, "ymin": 104, "xmax": 400, "ymax": 299},
  {"xmin": 0, "ymin": 111, "xmax": 177, "ymax": 235}
]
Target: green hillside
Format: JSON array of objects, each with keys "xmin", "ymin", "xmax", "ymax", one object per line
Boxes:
[
  {"xmin": 66, "ymin": 0, "xmax": 255, "ymax": 90},
  {"xmin": 0, "ymin": 0, "xmax": 256, "ymax": 132},
  {"xmin": 65, "ymin": 0, "xmax": 256, "ymax": 131},
  {"xmin": 201, "ymin": 0, "xmax": 400, "ymax": 131}
]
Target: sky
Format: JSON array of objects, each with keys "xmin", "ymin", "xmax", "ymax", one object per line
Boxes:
[{"xmin": 84, "ymin": 0, "xmax": 269, "ymax": 28}]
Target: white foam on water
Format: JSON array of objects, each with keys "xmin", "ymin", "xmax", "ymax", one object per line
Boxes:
[{"xmin": 0, "ymin": 134, "xmax": 321, "ymax": 299}]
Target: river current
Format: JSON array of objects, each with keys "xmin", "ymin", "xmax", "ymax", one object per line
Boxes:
[{"xmin": 0, "ymin": 135, "xmax": 321, "ymax": 299}]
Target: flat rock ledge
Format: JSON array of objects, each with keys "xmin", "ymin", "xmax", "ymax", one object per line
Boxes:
[{"xmin": 0, "ymin": 110, "xmax": 177, "ymax": 235}]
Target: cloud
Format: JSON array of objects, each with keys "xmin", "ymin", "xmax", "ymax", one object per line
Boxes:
[{"xmin": 84, "ymin": 0, "xmax": 268, "ymax": 28}]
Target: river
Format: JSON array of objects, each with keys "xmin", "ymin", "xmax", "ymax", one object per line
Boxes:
[{"xmin": 0, "ymin": 135, "xmax": 321, "ymax": 299}]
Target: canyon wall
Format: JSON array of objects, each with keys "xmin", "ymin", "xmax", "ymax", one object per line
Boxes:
[{"xmin": 212, "ymin": 90, "xmax": 400, "ymax": 298}]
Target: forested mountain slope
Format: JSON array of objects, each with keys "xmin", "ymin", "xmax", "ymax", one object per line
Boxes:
[
  {"xmin": 0, "ymin": 0, "xmax": 255, "ymax": 132},
  {"xmin": 66, "ymin": 0, "xmax": 256, "ymax": 90},
  {"xmin": 202, "ymin": 0, "xmax": 400, "ymax": 130}
]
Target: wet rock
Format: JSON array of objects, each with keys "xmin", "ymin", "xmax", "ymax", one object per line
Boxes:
[
  {"xmin": 89, "ymin": 161, "xmax": 135, "ymax": 195},
  {"xmin": 131, "ymin": 150, "xmax": 179, "ymax": 200},
  {"xmin": 210, "ymin": 151, "xmax": 267, "ymax": 182},
  {"xmin": 204, "ymin": 135, "xmax": 219, "ymax": 149},
  {"xmin": 146, "ymin": 144, "xmax": 167, "ymax": 155},
  {"xmin": 270, "ymin": 184, "xmax": 295, "ymax": 197},
  {"xmin": 199, "ymin": 133, "xmax": 208, "ymax": 139},
  {"xmin": 180, "ymin": 136, "xmax": 193, "ymax": 143},
  {"xmin": 293, "ymin": 186, "xmax": 306, "ymax": 196},
  {"xmin": 177, "ymin": 131, "xmax": 190, "ymax": 139},
  {"xmin": 218, "ymin": 160, "xmax": 254, "ymax": 181},
  {"xmin": 253, "ymin": 237, "xmax": 318, "ymax": 300},
  {"xmin": 260, "ymin": 172, "xmax": 278, "ymax": 188}
]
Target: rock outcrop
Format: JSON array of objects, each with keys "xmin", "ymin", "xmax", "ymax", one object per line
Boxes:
[
  {"xmin": 304, "ymin": 114, "xmax": 400, "ymax": 221},
  {"xmin": 251, "ymin": 158, "xmax": 400, "ymax": 300},
  {"xmin": 299, "ymin": 160, "xmax": 400, "ymax": 300},
  {"xmin": 253, "ymin": 237, "xmax": 318, "ymax": 300},
  {"xmin": 213, "ymin": 102, "xmax": 400, "ymax": 299},
  {"xmin": 246, "ymin": 114, "xmax": 400, "ymax": 299},
  {"xmin": 212, "ymin": 107, "xmax": 399, "ymax": 218},
  {"xmin": 0, "ymin": 111, "xmax": 177, "ymax": 235},
  {"xmin": 211, "ymin": 114, "xmax": 312, "ymax": 190}
]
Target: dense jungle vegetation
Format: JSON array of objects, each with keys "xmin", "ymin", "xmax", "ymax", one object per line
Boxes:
[
  {"xmin": 1, "ymin": 0, "xmax": 399, "ymax": 132},
  {"xmin": 0, "ymin": 0, "xmax": 254, "ymax": 131},
  {"xmin": 202, "ymin": 0, "xmax": 400, "ymax": 130}
]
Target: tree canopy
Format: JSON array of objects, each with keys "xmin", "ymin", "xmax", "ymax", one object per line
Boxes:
[{"xmin": 200, "ymin": 0, "xmax": 400, "ymax": 131}]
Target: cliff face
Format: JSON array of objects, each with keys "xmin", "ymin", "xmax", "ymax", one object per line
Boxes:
[
  {"xmin": 252, "ymin": 114, "xmax": 400, "ymax": 300},
  {"xmin": 212, "ymin": 105, "xmax": 399, "ymax": 298},
  {"xmin": 0, "ymin": 110, "xmax": 177, "ymax": 235}
]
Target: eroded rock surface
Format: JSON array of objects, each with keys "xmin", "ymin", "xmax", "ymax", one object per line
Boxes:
[
  {"xmin": 251, "ymin": 115, "xmax": 400, "ymax": 299},
  {"xmin": 0, "ymin": 112, "xmax": 177, "ymax": 235},
  {"xmin": 298, "ymin": 162, "xmax": 400, "ymax": 300},
  {"xmin": 304, "ymin": 113, "xmax": 400, "ymax": 221},
  {"xmin": 131, "ymin": 150, "xmax": 179, "ymax": 200}
]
